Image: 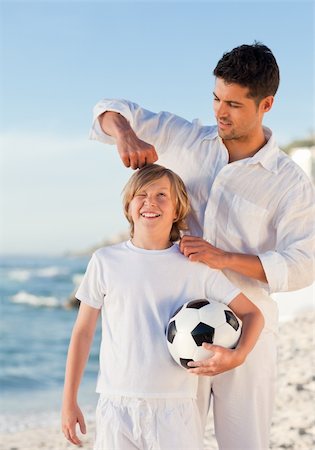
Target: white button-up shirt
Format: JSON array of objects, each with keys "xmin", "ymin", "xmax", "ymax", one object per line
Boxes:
[{"xmin": 90, "ymin": 99, "xmax": 315, "ymax": 332}]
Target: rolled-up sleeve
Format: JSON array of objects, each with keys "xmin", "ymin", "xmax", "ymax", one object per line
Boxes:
[
  {"xmin": 89, "ymin": 99, "xmax": 136, "ymax": 144},
  {"xmin": 258, "ymin": 180, "xmax": 315, "ymax": 293},
  {"xmin": 258, "ymin": 251, "xmax": 289, "ymax": 293}
]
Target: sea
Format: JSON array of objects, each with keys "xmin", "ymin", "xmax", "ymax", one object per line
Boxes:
[
  {"xmin": 0, "ymin": 254, "xmax": 314, "ymax": 433},
  {"xmin": 0, "ymin": 254, "xmax": 100, "ymax": 433}
]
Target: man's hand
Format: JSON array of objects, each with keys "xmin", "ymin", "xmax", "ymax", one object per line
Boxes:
[
  {"xmin": 116, "ymin": 128, "xmax": 158, "ymax": 169},
  {"xmin": 187, "ymin": 343, "xmax": 245, "ymax": 376},
  {"xmin": 179, "ymin": 236, "xmax": 228, "ymax": 270},
  {"xmin": 99, "ymin": 111, "xmax": 158, "ymax": 169},
  {"xmin": 179, "ymin": 235, "xmax": 268, "ymax": 283}
]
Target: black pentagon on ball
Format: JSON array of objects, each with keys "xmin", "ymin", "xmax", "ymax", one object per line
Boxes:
[
  {"xmin": 191, "ymin": 322, "xmax": 215, "ymax": 346},
  {"xmin": 167, "ymin": 320, "xmax": 177, "ymax": 343},
  {"xmin": 225, "ymin": 310, "xmax": 240, "ymax": 331},
  {"xmin": 180, "ymin": 358, "xmax": 194, "ymax": 369},
  {"xmin": 186, "ymin": 299, "xmax": 210, "ymax": 309}
]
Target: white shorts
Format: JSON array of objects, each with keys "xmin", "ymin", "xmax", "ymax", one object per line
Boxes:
[{"xmin": 94, "ymin": 395, "xmax": 204, "ymax": 450}]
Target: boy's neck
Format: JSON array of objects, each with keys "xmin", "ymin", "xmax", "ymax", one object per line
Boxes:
[{"xmin": 131, "ymin": 234, "xmax": 173, "ymax": 250}]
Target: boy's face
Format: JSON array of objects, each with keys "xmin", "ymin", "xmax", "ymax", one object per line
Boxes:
[{"xmin": 128, "ymin": 175, "xmax": 177, "ymax": 239}]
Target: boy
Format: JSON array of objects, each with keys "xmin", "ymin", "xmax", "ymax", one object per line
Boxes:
[{"xmin": 61, "ymin": 164, "xmax": 264, "ymax": 449}]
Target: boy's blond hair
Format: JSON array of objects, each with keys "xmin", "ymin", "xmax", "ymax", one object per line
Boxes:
[{"xmin": 122, "ymin": 164, "xmax": 190, "ymax": 242}]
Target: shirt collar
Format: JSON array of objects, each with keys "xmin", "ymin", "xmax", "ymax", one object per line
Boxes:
[
  {"xmin": 203, "ymin": 125, "xmax": 280, "ymax": 174},
  {"xmin": 245, "ymin": 127, "xmax": 279, "ymax": 174}
]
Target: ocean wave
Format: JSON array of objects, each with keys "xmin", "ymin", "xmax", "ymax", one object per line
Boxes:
[
  {"xmin": 35, "ymin": 266, "xmax": 67, "ymax": 278},
  {"xmin": 8, "ymin": 269, "xmax": 32, "ymax": 282},
  {"xmin": 72, "ymin": 273, "xmax": 84, "ymax": 285},
  {"xmin": 8, "ymin": 266, "xmax": 67, "ymax": 282},
  {"xmin": 10, "ymin": 291, "xmax": 60, "ymax": 307}
]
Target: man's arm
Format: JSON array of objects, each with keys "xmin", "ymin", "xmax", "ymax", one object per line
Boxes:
[
  {"xmin": 180, "ymin": 236, "xmax": 267, "ymax": 283},
  {"xmin": 98, "ymin": 111, "xmax": 158, "ymax": 169},
  {"xmin": 180, "ymin": 176, "xmax": 315, "ymax": 290},
  {"xmin": 91, "ymin": 99, "xmax": 206, "ymax": 170}
]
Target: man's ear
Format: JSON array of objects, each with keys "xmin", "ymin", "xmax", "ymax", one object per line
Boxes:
[{"xmin": 261, "ymin": 96, "xmax": 274, "ymax": 113}]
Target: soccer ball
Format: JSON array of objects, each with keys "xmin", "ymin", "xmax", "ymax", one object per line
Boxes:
[{"xmin": 166, "ymin": 299, "xmax": 242, "ymax": 369}]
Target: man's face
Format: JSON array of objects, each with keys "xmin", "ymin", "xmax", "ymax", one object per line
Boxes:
[{"xmin": 213, "ymin": 78, "xmax": 268, "ymax": 142}]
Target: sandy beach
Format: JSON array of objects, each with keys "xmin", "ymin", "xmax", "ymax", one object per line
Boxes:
[{"xmin": 1, "ymin": 311, "xmax": 314, "ymax": 450}]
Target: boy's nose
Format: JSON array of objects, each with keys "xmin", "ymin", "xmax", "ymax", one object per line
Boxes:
[{"xmin": 144, "ymin": 196, "xmax": 156, "ymax": 206}]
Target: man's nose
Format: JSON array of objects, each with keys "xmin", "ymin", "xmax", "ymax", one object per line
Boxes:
[{"xmin": 216, "ymin": 101, "xmax": 228, "ymax": 117}]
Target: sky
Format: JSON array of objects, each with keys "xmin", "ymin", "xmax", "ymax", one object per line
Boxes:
[{"xmin": 0, "ymin": 0, "xmax": 314, "ymax": 255}]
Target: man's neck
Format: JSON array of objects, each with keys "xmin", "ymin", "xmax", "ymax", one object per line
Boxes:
[{"xmin": 223, "ymin": 130, "xmax": 267, "ymax": 163}]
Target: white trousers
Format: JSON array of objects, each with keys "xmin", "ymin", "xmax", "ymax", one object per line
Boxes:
[
  {"xmin": 197, "ymin": 330, "xmax": 277, "ymax": 450},
  {"xmin": 94, "ymin": 396, "xmax": 204, "ymax": 450}
]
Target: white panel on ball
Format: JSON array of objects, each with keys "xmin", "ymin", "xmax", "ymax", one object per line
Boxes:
[
  {"xmin": 214, "ymin": 323, "xmax": 241, "ymax": 348},
  {"xmin": 197, "ymin": 303, "xmax": 227, "ymax": 328},
  {"xmin": 175, "ymin": 308, "xmax": 200, "ymax": 331},
  {"xmin": 172, "ymin": 331, "xmax": 197, "ymax": 359}
]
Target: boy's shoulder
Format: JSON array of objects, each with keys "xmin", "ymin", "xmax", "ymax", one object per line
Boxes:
[{"xmin": 93, "ymin": 240, "xmax": 128, "ymax": 259}]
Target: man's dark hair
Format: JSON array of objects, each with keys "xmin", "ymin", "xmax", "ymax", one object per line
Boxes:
[{"xmin": 213, "ymin": 42, "xmax": 280, "ymax": 102}]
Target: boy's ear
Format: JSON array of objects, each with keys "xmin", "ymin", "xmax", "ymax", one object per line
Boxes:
[{"xmin": 125, "ymin": 204, "xmax": 132, "ymax": 223}]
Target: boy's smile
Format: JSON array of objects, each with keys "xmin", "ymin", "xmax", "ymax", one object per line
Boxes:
[
  {"xmin": 128, "ymin": 175, "xmax": 177, "ymax": 249},
  {"xmin": 140, "ymin": 212, "xmax": 161, "ymax": 218}
]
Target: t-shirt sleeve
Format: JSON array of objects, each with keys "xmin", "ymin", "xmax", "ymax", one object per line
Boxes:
[
  {"xmin": 75, "ymin": 253, "xmax": 106, "ymax": 309},
  {"xmin": 205, "ymin": 270, "xmax": 241, "ymax": 306}
]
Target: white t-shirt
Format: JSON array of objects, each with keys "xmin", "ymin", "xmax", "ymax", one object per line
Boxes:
[{"xmin": 76, "ymin": 240, "xmax": 240, "ymax": 399}]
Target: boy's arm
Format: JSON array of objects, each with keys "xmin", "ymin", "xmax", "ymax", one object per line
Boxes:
[
  {"xmin": 62, "ymin": 303, "xmax": 100, "ymax": 445},
  {"xmin": 187, "ymin": 293, "xmax": 264, "ymax": 376}
]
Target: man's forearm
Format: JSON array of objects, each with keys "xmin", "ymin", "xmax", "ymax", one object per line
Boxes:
[
  {"xmin": 99, "ymin": 111, "xmax": 133, "ymax": 139},
  {"xmin": 97, "ymin": 111, "xmax": 158, "ymax": 169},
  {"xmin": 180, "ymin": 236, "xmax": 268, "ymax": 284},
  {"xmin": 226, "ymin": 253, "xmax": 267, "ymax": 283}
]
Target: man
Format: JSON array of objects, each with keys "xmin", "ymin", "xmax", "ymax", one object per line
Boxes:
[{"xmin": 89, "ymin": 43, "xmax": 315, "ymax": 449}]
